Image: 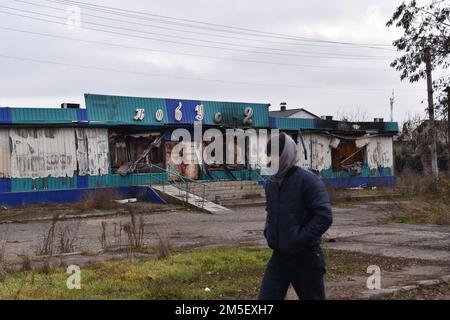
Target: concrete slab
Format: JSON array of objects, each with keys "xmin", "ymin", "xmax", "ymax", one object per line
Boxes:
[{"xmin": 152, "ymin": 185, "xmax": 233, "ymax": 214}]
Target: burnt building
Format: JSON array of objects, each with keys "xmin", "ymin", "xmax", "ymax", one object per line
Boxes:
[{"xmin": 0, "ymin": 93, "xmax": 398, "ymax": 206}]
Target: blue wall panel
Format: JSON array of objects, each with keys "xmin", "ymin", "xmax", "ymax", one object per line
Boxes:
[
  {"xmin": 0, "ymin": 186, "xmax": 166, "ymax": 207},
  {"xmin": 0, "ymin": 107, "xmax": 12, "ymax": 124},
  {"xmin": 322, "ymin": 176, "xmax": 396, "ymax": 188},
  {"xmin": 76, "ymin": 108, "xmax": 89, "ymax": 126},
  {"xmin": 77, "ymin": 176, "xmax": 89, "ymax": 189},
  {"xmin": 0, "ymin": 179, "xmax": 10, "ymax": 192},
  {"xmin": 165, "ymin": 98, "xmax": 201, "ymax": 124}
]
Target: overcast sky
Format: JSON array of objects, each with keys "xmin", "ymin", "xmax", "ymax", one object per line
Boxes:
[{"xmin": 0, "ymin": 0, "xmax": 441, "ymax": 124}]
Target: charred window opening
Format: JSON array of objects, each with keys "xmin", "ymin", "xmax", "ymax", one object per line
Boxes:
[
  {"xmin": 223, "ymin": 132, "xmax": 247, "ymax": 170},
  {"xmin": 331, "ymin": 139, "xmax": 366, "ymax": 174},
  {"xmin": 109, "ymin": 131, "xmax": 164, "ymax": 174},
  {"xmin": 286, "ymin": 132, "xmax": 298, "ymax": 142},
  {"xmin": 202, "ymin": 131, "xmax": 248, "ymax": 179}
]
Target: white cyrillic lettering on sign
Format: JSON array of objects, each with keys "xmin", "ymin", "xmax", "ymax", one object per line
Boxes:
[{"xmin": 134, "ymin": 108, "xmax": 145, "ymax": 121}]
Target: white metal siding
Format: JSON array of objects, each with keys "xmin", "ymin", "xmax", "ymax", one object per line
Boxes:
[
  {"xmin": 289, "ymin": 110, "xmax": 318, "ymax": 119},
  {"xmin": 247, "ymin": 131, "xmax": 268, "ymax": 171},
  {"xmin": 76, "ymin": 128, "xmax": 109, "ymax": 176},
  {"xmin": 0, "ymin": 129, "xmax": 11, "ymax": 178},
  {"xmin": 297, "ymin": 133, "xmax": 332, "ymax": 172},
  {"xmin": 366, "ymin": 136, "xmax": 393, "ymax": 169},
  {"xmin": 9, "ymin": 128, "xmax": 77, "ymax": 178}
]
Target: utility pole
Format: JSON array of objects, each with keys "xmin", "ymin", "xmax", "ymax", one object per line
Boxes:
[
  {"xmin": 446, "ymin": 87, "xmax": 450, "ymax": 161},
  {"xmin": 389, "ymin": 89, "xmax": 395, "ymax": 122},
  {"xmin": 424, "ymin": 47, "xmax": 439, "ymax": 183}
]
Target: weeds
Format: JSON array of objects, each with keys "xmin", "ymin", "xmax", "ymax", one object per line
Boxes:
[
  {"xmin": 383, "ymin": 172, "xmax": 450, "ymax": 225},
  {"xmin": 0, "ymin": 241, "xmax": 7, "ymax": 280},
  {"xmin": 0, "ymin": 240, "xmax": 5, "ymax": 264},
  {"xmin": 36, "ymin": 214, "xmax": 59, "ymax": 256},
  {"xmin": 113, "ymin": 222, "xmax": 123, "ymax": 248},
  {"xmin": 123, "ymin": 208, "xmax": 145, "ymax": 249},
  {"xmin": 156, "ymin": 235, "xmax": 172, "ymax": 260},
  {"xmin": 75, "ymin": 189, "xmax": 121, "ymax": 212},
  {"xmin": 99, "ymin": 221, "xmax": 108, "ymax": 250},
  {"xmin": 36, "ymin": 214, "xmax": 80, "ymax": 256},
  {"xmin": 98, "ymin": 208, "xmax": 145, "ymax": 252},
  {"xmin": 19, "ymin": 254, "xmax": 32, "ymax": 271},
  {"xmin": 58, "ymin": 223, "xmax": 80, "ymax": 254}
]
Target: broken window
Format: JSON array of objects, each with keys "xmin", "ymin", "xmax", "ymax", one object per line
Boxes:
[
  {"xmin": 331, "ymin": 139, "xmax": 366, "ymax": 174},
  {"xmin": 109, "ymin": 132, "xmax": 164, "ymax": 174}
]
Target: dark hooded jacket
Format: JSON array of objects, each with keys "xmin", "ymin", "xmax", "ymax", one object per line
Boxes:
[{"xmin": 264, "ymin": 166, "xmax": 333, "ymax": 255}]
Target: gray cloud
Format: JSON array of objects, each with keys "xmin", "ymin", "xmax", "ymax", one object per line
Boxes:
[{"xmin": 0, "ymin": 0, "xmax": 432, "ymax": 123}]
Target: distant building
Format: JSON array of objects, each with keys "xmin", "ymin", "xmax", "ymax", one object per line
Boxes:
[{"xmin": 269, "ymin": 102, "xmax": 320, "ymax": 119}]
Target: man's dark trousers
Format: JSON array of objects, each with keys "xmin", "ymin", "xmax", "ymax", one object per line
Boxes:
[{"xmin": 258, "ymin": 248, "xmax": 326, "ymax": 300}]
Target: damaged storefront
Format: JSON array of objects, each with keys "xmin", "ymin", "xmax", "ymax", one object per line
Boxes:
[
  {"xmin": 0, "ymin": 94, "xmax": 271, "ymax": 205},
  {"xmin": 0, "ymin": 93, "xmax": 398, "ymax": 206},
  {"xmin": 271, "ymin": 117, "xmax": 397, "ymax": 187}
]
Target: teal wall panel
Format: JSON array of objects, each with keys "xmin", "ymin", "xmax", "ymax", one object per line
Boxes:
[
  {"xmin": 384, "ymin": 122, "xmax": 399, "ymax": 132},
  {"xmin": 199, "ymin": 169, "xmax": 262, "ymax": 181},
  {"xmin": 11, "ymin": 176, "xmax": 77, "ymax": 192},
  {"xmin": 202, "ymin": 101, "xmax": 269, "ymax": 128},
  {"xmin": 320, "ymin": 166, "xmax": 392, "ymax": 179},
  {"xmin": 85, "ymin": 94, "xmax": 167, "ymax": 126},
  {"xmin": 11, "ymin": 108, "xmax": 77, "ymax": 125},
  {"xmin": 10, "ymin": 173, "xmax": 168, "ymax": 192},
  {"xmin": 88, "ymin": 173, "xmax": 168, "ymax": 188},
  {"xmin": 271, "ymin": 117, "xmax": 317, "ymax": 131}
]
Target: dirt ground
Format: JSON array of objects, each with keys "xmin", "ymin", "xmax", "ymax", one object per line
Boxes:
[{"xmin": 0, "ymin": 200, "xmax": 449, "ymax": 299}]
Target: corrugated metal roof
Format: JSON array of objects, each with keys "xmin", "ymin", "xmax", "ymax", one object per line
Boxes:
[
  {"xmin": 272, "ymin": 117, "xmax": 399, "ymax": 134},
  {"xmin": 270, "ymin": 117, "xmax": 317, "ymax": 131},
  {"xmin": 85, "ymin": 94, "xmax": 269, "ymax": 128},
  {"xmin": 85, "ymin": 93, "xmax": 167, "ymax": 126},
  {"xmin": 10, "ymin": 107, "xmax": 78, "ymax": 125}
]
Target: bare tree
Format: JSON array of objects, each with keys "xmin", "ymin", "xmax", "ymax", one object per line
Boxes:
[{"xmin": 387, "ymin": 0, "xmax": 450, "ymax": 183}]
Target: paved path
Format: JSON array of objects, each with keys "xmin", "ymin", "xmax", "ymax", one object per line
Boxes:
[{"xmin": 1, "ymin": 201, "xmax": 449, "ymax": 263}]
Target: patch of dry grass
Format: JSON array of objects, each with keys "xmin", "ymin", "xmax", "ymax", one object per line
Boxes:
[
  {"xmin": 74, "ymin": 189, "xmax": 121, "ymax": 212},
  {"xmin": 373, "ymin": 282, "xmax": 450, "ymax": 300},
  {"xmin": 381, "ymin": 173, "xmax": 450, "ymax": 225},
  {"xmin": 385, "ymin": 200, "xmax": 450, "ymax": 225}
]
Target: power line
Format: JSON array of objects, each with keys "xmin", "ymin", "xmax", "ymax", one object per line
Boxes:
[
  {"xmin": 15, "ymin": 0, "xmax": 395, "ymax": 52},
  {"xmin": 0, "ymin": 26, "xmax": 394, "ymax": 72},
  {"xmin": 0, "ymin": 53, "xmax": 425, "ymax": 92},
  {"xmin": 1, "ymin": 4, "xmax": 393, "ymax": 59},
  {"xmin": 0, "ymin": 8, "xmax": 392, "ymax": 61},
  {"xmin": 44, "ymin": 0, "xmax": 394, "ymax": 48}
]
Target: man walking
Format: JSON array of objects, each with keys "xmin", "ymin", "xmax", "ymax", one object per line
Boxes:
[{"xmin": 259, "ymin": 133, "xmax": 333, "ymax": 300}]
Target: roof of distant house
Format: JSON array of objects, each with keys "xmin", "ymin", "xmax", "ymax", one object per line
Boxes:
[{"xmin": 269, "ymin": 108, "xmax": 320, "ymax": 119}]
